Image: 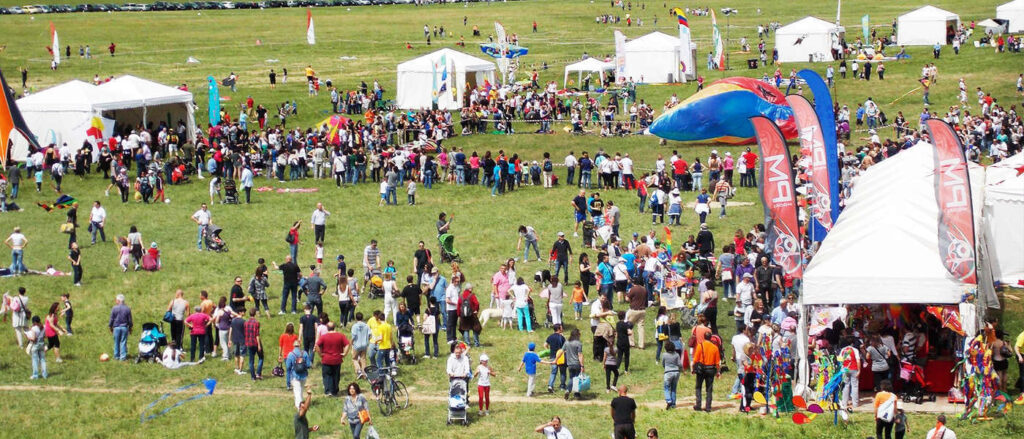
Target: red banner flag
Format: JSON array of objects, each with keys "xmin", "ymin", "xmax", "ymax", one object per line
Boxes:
[
  {"xmin": 0, "ymin": 67, "xmax": 40, "ymax": 166},
  {"xmin": 925, "ymin": 119, "xmax": 977, "ymax": 285},
  {"xmin": 751, "ymin": 116, "xmax": 803, "ymax": 279},
  {"xmin": 785, "ymin": 95, "xmax": 834, "ymax": 234}
]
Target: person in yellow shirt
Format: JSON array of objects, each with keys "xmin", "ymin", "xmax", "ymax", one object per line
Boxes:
[
  {"xmin": 304, "ymin": 65, "xmax": 316, "ymax": 83},
  {"xmin": 367, "ymin": 310, "xmax": 382, "ymax": 368},
  {"xmin": 375, "ymin": 317, "xmax": 396, "ymax": 369}
]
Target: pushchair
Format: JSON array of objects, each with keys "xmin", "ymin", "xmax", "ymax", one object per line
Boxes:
[
  {"xmin": 137, "ymin": 322, "xmax": 168, "ymax": 363},
  {"xmin": 581, "ymin": 220, "xmax": 595, "ymax": 248},
  {"xmin": 223, "ymin": 179, "xmax": 238, "ymax": 204},
  {"xmin": 438, "ymin": 233, "xmax": 462, "ymax": 263},
  {"xmin": 447, "ymin": 378, "xmax": 469, "ymax": 426},
  {"xmin": 397, "ymin": 323, "xmax": 417, "ymax": 365},
  {"xmin": 366, "ymin": 269, "xmax": 384, "ymax": 299},
  {"xmin": 205, "ymin": 225, "xmax": 228, "ymax": 252},
  {"xmin": 899, "ymin": 361, "xmax": 935, "ymax": 404}
]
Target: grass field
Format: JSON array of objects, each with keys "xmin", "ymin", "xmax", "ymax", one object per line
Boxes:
[{"xmin": 1, "ymin": 1, "xmax": 1023, "ymax": 438}]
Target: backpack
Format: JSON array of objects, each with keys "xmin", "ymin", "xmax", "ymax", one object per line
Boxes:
[
  {"xmin": 460, "ymin": 297, "xmax": 472, "ymax": 317},
  {"xmin": 291, "ymin": 352, "xmax": 309, "ymax": 375},
  {"xmin": 285, "ymin": 231, "xmax": 295, "ymax": 244},
  {"xmin": 543, "ymin": 160, "xmax": 553, "ymax": 172},
  {"xmin": 877, "ymin": 394, "xmax": 897, "ymax": 422}
]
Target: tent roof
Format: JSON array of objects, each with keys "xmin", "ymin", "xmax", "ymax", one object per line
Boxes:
[
  {"xmin": 976, "ymin": 18, "xmax": 1003, "ymax": 27},
  {"xmin": 997, "ymin": 0, "xmax": 1024, "ymax": 11},
  {"xmin": 986, "ymin": 151, "xmax": 1024, "ymax": 203},
  {"xmin": 15, "ymin": 80, "xmax": 102, "ymax": 113},
  {"xmin": 777, "ymin": 16, "xmax": 841, "ymax": 34},
  {"xmin": 624, "ymin": 32, "xmax": 679, "ymax": 50},
  {"xmin": 565, "ymin": 58, "xmax": 615, "ymax": 73},
  {"xmin": 900, "ymin": 5, "xmax": 959, "ymax": 21},
  {"xmin": 93, "ymin": 75, "xmax": 193, "ymax": 110},
  {"xmin": 803, "ymin": 142, "xmax": 985, "ymax": 305},
  {"xmin": 396, "ymin": 48, "xmax": 496, "ymax": 73}
]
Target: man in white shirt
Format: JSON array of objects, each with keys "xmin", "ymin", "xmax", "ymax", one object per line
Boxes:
[
  {"xmin": 191, "ymin": 203, "xmax": 211, "ymax": 251},
  {"xmin": 446, "ymin": 343, "xmax": 471, "ymax": 381},
  {"xmin": 310, "ymin": 203, "xmax": 331, "ymax": 244},
  {"xmin": 535, "ymin": 417, "xmax": 574, "ymax": 439},
  {"xmin": 620, "ymin": 153, "xmax": 634, "ymax": 189},
  {"xmin": 564, "ymin": 152, "xmax": 578, "ymax": 186},
  {"xmin": 89, "ymin": 201, "xmax": 108, "ymax": 244},
  {"xmin": 240, "ymin": 166, "xmax": 254, "ymax": 204}
]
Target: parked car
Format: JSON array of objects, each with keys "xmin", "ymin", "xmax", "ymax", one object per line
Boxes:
[{"xmin": 219, "ymin": 1, "xmax": 235, "ymax": 8}]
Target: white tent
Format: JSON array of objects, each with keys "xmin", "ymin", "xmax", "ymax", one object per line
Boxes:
[
  {"xmin": 395, "ymin": 48, "xmax": 496, "ymax": 111},
  {"xmin": 94, "ymin": 75, "xmax": 197, "ymax": 140},
  {"xmin": 803, "ymin": 142, "xmax": 987, "ymax": 305},
  {"xmin": 997, "ymin": 0, "xmax": 1024, "ymax": 33},
  {"xmin": 563, "ymin": 58, "xmax": 615, "ymax": 88},
  {"xmin": 775, "ymin": 17, "xmax": 843, "ymax": 63},
  {"xmin": 977, "ymin": 18, "xmax": 1009, "ymax": 34},
  {"xmin": 9, "ymin": 76, "xmax": 195, "ymax": 163},
  {"xmin": 621, "ymin": 32, "xmax": 680, "ymax": 84},
  {"xmin": 897, "ymin": 5, "xmax": 960, "ymax": 46},
  {"xmin": 984, "ymin": 151, "xmax": 1024, "ymax": 286},
  {"xmin": 10, "ymin": 80, "xmax": 113, "ymax": 162}
]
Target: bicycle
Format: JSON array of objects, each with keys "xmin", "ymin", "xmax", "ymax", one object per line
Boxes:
[{"xmin": 366, "ymin": 365, "xmax": 409, "ymax": 416}]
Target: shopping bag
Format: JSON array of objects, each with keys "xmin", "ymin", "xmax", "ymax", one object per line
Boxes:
[
  {"xmin": 573, "ymin": 373, "xmax": 591, "ymax": 393},
  {"xmin": 366, "ymin": 425, "xmax": 380, "ymax": 439}
]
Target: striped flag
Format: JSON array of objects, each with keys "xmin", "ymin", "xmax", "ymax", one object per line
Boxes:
[
  {"xmin": 0, "ymin": 67, "xmax": 40, "ymax": 166},
  {"xmin": 306, "ymin": 9, "xmax": 316, "ymax": 45}
]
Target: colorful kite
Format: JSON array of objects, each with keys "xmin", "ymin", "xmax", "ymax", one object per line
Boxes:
[{"xmin": 0, "ymin": 67, "xmax": 40, "ymax": 166}]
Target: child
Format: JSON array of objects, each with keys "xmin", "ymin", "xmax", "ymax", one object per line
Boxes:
[
  {"xmin": 571, "ymin": 281, "xmax": 586, "ymax": 320},
  {"xmin": 35, "ymin": 168, "xmax": 44, "ymax": 192},
  {"xmin": 117, "ymin": 237, "xmax": 131, "ymax": 272},
  {"xmin": 383, "ymin": 260, "xmax": 396, "ymax": 276},
  {"xmin": 378, "ymin": 180, "xmax": 388, "ymax": 207},
  {"xmin": 602, "ymin": 339, "xmax": 620, "ymax": 391},
  {"xmin": 407, "ymin": 179, "xmax": 417, "ymax": 205},
  {"xmin": 27, "ymin": 315, "xmax": 47, "ymax": 379},
  {"xmin": 500, "ymin": 295, "xmax": 515, "ymax": 330},
  {"xmin": 476, "ymin": 353, "xmax": 495, "ymax": 415},
  {"xmin": 61, "ymin": 293, "xmax": 73, "ymax": 335},
  {"xmin": 893, "ymin": 401, "xmax": 907, "ymax": 439},
  {"xmin": 314, "ymin": 241, "xmax": 324, "ymax": 271},
  {"xmin": 346, "ymin": 268, "xmax": 359, "ymax": 322},
  {"xmin": 517, "ymin": 342, "xmax": 545, "ymax": 397}
]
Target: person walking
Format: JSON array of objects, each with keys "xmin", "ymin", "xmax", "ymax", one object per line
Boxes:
[
  {"xmin": 609, "ymin": 385, "xmax": 637, "ymax": 439},
  {"xmin": 108, "ymin": 294, "xmax": 133, "ymax": 361},
  {"xmin": 5, "ymin": 227, "xmax": 28, "ymax": 275},
  {"xmin": 545, "ymin": 324, "xmax": 567, "ymax": 393},
  {"xmin": 661, "ymin": 342, "xmax": 681, "ymax": 409},
  {"xmin": 564, "ymin": 328, "xmax": 585, "ymax": 400},
  {"xmin": 551, "ymin": 232, "xmax": 573, "ymax": 284},
  {"xmin": 244, "ymin": 308, "xmax": 265, "ymax": 380},
  {"xmin": 342, "ymin": 382, "xmax": 370, "ymax": 439},
  {"xmin": 276, "ymin": 256, "xmax": 301, "ymax": 315},
  {"xmin": 691, "ymin": 336, "xmax": 721, "ymax": 412},
  {"xmin": 315, "ymin": 322, "xmax": 349, "ymax": 397},
  {"xmin": 27, "ymin": 316, "xmax": 47, "ymax": 379},
  {"xmin": 624, "ymin": 283, "xmax": 647, "ymax": 349},
  {"xmin": 517, "ymin": 225, "xmax": 542, "ymax": 262},
  {"xmin": 44, "ymin": 303, "xmax": 66, "ymax": 363},
  {"xmin": 240, "ymin": 165, "xmax": 254, "ymax": 204},
  {"xmin": 191, "ymin": 203, "xmax": 211, "ymax": 251},
  {"xmin": 285, "ymin": 340, "xmax": 311, "ymax": 408},
  {"xmin": 294, "ymin": 384, "xmax": 320, "ymax": 439},
  {"xmin": 873, "ymin": 380, "xmax": 898, "ymax": 439}
]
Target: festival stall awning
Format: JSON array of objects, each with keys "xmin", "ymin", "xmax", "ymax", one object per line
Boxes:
[
  {"xmin": 984, "ymin": 151, "xmax": 1024, "ymax": 286},
  {"xmin": 563, "ymin": 58, "xmax": 615, "ymax": 88},
  {"xmin": 803, "ymin": 142, "xmax": 986, "ymax": 305}
]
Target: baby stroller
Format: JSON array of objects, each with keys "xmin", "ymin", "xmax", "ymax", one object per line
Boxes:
[
  {"xmin": 447, "ymin": 378, "xmax": 469, "ymax": 426},
  {"xmin": 397, "ymin": 323, "xmax": 417, "ymax": 365},
  {"xmin": 366, "ymin": 269, "xmax": 384, "ymax": 299},
  {"xmin": 223, "ymin": 179, "xmax": 238, "ymax": 204},
  {"xmin": 581, "ymin": 220, "xmax": 595, "ymax": 248},
  {"xmin": 137, "ymin": 322, "xmax": 168, "ymax": 363},
  {"xmin": 205, "ymin": 225, "xmax": 228, "ymax": 252},
  {"xmin": 899, "ymin": 361, "xmax": 935, "ymax": 404},
  {"xmin": 438, "ymin": 234, "xmax": 462, "ymax": 263}
]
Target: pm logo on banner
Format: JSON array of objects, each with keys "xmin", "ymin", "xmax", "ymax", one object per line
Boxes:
[{"xmin": 751, "ymin": 116, "xmax": 803, "ymax": 279}]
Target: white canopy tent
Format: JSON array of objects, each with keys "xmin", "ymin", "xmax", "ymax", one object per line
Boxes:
[
  {"xmin": 997, "ymin": 0, "xmax": 1024, "ymax": 33},
  {"xmin": 803, "ymin": 142, "xmax": 987, "ymax": 305},
  {"xmin": 10, "ymin": 80, "xmax": 113, "ymax": 162},
  {"xmin": 563, "ymin": 58, "xmax": 614, "ymax": 88},
  {"xmin": 775, "ymin": 16, "xmax": 843, "ymax": 63},
  {"xmin": 395, "ymin": 48, "xmax": 496, "ymax": 111},
  {"xmin": 977, "ymin": 18, "xmax": 1009, "ymax": 34},
  {"xmin": 620, "ymin": 32, "xmax": 681, "ymax": 84},
  {"xmin": 897, "ymin": 5, "xmax": 960, "ymax": 46},
  {"xmin": 94, "ymin": 75, "xmax": 197, "ymax": 143},
  {"xmin": 984, "ymin": 151, "xmax": 1024, "ymax": 286},
  {"xmin": 796, "ymin": 143, "xmax": 997, "ymax": 395}
]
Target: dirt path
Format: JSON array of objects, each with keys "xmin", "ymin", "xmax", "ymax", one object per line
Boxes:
[{"xmin": 0, "ymin": 384, "xmax": 957, "ymax": 413}]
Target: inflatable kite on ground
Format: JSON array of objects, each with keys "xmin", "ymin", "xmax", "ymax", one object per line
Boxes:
[
  {"xmin": 479, "ymin": 43, "xmax": 528, "ymax": 59},
  {"xmin": 649, "ymin": 77, "xmax": 797, "ymax": 144},
  {"xmin": 141, "ymin": 378, "xmax": 217, "ymax": 423}
]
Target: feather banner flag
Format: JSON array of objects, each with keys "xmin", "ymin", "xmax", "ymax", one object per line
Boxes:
[
  {"xmin": 207, "ymin": 76, "xmax": 220, "ymax": 126},
  {"xmin": 710, "ymin": 10, "xmax": 725, "ymax": 71},
  {"xmin": 751, "ymin": 116, "xmax": 803, "ymax": 279},
  {"xmin": 306, "ymin": 9, "xmax": 316, "ymax": 45},
  {"xmin": 50, "ymin": 22, "xmax": 60, "ymax": 65},
  {"xmin": 0, "ymin": 67, "xmax": 40, "ymax": 166},
  {"xmin": 925, "ymin": 119, "xmax": 978, "ymax": 285},
  {"xmin": 672, "ymin": 8, "xmax": 694, "ymax": 80}
]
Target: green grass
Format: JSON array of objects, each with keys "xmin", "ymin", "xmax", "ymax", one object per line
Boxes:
[{"xmin": 1, "ymin": 1, "xmax": 1023, "ymax": 438}]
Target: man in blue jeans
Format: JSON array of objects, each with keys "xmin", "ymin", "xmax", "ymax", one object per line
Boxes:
[
  {"xmin": 275, "ymin": 256, "xmax": 301, "ymax": 314},
  {"xmin": 545, "ymin": 324, "xmax": 567, "ymax": 393},
  {"xmin": 191, "ymin": 203, "xmax": 211, "ymax": 251},
  {"xmin": 244, "ymin": 308, "xmax": 264, "ymax": 380},
  {"xmin": 108, "ymin": 294, "xmax": 133, "ymax": 361},
  {"xmin": 550, "ymin": 232, "xmax": 573, "ymax": 284}
]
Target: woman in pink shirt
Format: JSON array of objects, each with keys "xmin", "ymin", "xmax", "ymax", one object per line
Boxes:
[{"xmin": 722, "ymin": 152, "xmax": 735, "ymax": 185}]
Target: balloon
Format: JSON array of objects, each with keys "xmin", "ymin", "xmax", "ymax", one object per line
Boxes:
[
  {"xmin": 649, "ymin": 77, "xmax": 797, "ymax": 144},
  {"xmin": 753, "ymin": 391, "xmax": 767, "ymax": 405},
  {"xmin": 792, "ymin": 395, "xmax": 807, "ymax": 409},
  {"xmin": 807, "ymin": 403, "xmax": 824, "ymax": 414}
]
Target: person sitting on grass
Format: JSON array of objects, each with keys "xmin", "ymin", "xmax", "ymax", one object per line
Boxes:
[{"xmin": 161, "ymin": 340, "xmax": 205, "ymax": 369}]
